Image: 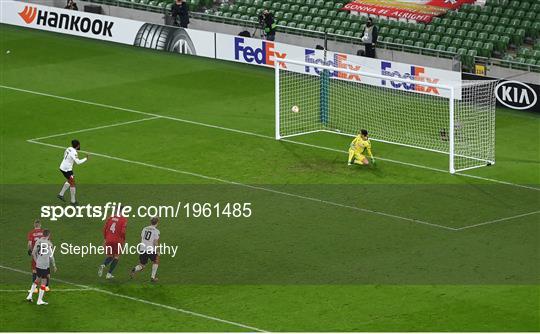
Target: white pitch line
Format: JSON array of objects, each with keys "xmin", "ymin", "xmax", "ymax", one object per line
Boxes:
[
  {"xmin": 0, "ymin": 265, "xmax": 268, "ymax": 332},
  {"xmin": 29, "ymin": 116, "xmax": 161, "ymax": 141},
  {"xmin": 456, "ymin": 210, "xmax": 540, "ymax": 231},
  {"xmin": 27, "ymin": 139, "xmax": 455, "ymax": 231},
  {"xmin": 2, "ymin": 84, "xmax": 538, "ymax": 192},
  {"xmin": 0, "ymin": 288, "xmax": 91, "ymax": 292}
]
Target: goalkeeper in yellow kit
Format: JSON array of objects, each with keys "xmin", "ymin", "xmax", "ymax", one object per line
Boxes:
[{"xmin": 348, "ymin": 129, "xmax": 375, "ymax": 166}]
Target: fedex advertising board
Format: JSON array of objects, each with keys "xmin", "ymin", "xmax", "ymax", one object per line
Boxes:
[{"xmin": 216, "ymin": 33, "xmax": 461, "ymax": 98}]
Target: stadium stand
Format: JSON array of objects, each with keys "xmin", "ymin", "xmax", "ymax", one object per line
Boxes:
[{"xmin": 86, "ymin": 0, "xmax": 540, "ymax": 72}]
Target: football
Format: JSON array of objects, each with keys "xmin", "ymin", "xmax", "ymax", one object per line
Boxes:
[{"xmin": 291, "ymin": 105, "xmax": 299, "ymax": 113}]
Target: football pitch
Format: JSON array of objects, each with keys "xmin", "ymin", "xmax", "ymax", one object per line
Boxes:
[{"xmin": 1, "ymin": 24, "xmax": 539, "ymax": 331}]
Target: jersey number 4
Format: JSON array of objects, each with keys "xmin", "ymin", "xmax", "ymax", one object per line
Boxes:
[{"xmin": 109, "ymin": 222, "xmax": 116, "ymax": 234}]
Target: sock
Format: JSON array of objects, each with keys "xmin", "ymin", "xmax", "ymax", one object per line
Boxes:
[
  {"xmin": 37, "ymin": 285, "xmax": 46, "ymax": 302},
  {"xmin": 31, "ymin": 273, "xmax": 37, "ymax": 282},
  {"xmin": 103, "ymin": 257, "xmax": 113, "ymax": 266},
  {"xmin": 59, "ymin": 182, "xmax": 70, "ymax": 196},
  {"xmin": 133, "ymin": 264, "xmax": 143, "ymax": 272},
  {"xmin": 109, "ymin": 259, "xmax": 118, "ymax": 274},
  {"xmin": 70, "ymin": 186, "xmax": 76, "ymax": 203},
  {"xmin": 27, "ymin": 283, "xmax": 37, "ymax": 299},
  {"xmin": 151, "ymin": 264, "xmax": 158, "ymax": 279},
  {"xmin": 46, "ymin": 279, "xmax": 50, "ymax": 287}
]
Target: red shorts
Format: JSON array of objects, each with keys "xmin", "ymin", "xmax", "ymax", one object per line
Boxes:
[
  {"xmin": 31, "ymin": 259, "xmax": 36, "ymax": 271},
  {"xmin": 105, "ymin": 242, "xmax": 122, "ymax": 256}
]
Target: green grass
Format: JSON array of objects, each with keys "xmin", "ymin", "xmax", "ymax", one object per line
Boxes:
[{"xmin": 0, "ymin": 24, "xmax": 539, "ymax": 331}]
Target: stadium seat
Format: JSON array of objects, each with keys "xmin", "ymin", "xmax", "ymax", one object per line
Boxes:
[
  {"xmin": 466, "ymin": 31, "xmax": 477, "ymax": 40},
  {"xmin": 478, "ymin": 32, "xmax": 489, "ymax": 41},
  {"xmin": 428, "ymin": 34, "xmax": 441, "ymax": 44},
  {"xmin": 451, "ymin": 38, "xmax": 463, "ymax": 48},
  {"xmin": 330, "ymin": 19, "xmax": 341, "ymax": 29},
  {"xmin": 424, "ymin": 43, "xmax": 437, "ymax": 56},
  {"xmin": 302, "ymin": 15, "xmax": 312, "ymax": 24},
  {"xmin": 462, "ymin": 39, "xmax": 474, "ymax": 49},
  {"xmin": 456, "ymin": 29, "xmax": 467, "ymax": 39},
  {"xmin": 498, "ymin": 17, "xmax": 509, "ymax": 26},
  {"xmin": 483, "ymin": 25, "xmax": 495, "ymax": 34},
  {"xmin": 487, "ymin": 15, "xmax": 499, "ymax": 25},
  {"xmin": 419, "ymin": 33, "xmax": 430, "ymax": 43},
  {"xmin": 383, "ymin": 36, "xmax": 394, "ymax": 44},
  {"xmin": 447, "ymin": 46, "xmax": 457, "ymax": 54},
  {"xmin": 440, "ymin": 36, "xmax": 452, "ymax": 48},
  {"xmin": 414, "ymin": 41, "xmax": 425, "ymax": 50},
  {"xmin": 292, "ymin": 14, "xmax": 303, "ymax": 23},
  {"xmin": 403, "ymin": 39, "xmax": 416, "ymax": 53},
  {"xmin": 409, "ymin": 31, "xmax": 420, "ymax": 40},
  {"xmin": 311, "ymin": 16, "xmax": 321, "ymax": 25},
  {"xmin": 398, "ymin": 30, "xmax": 410, "ymax": 39}
]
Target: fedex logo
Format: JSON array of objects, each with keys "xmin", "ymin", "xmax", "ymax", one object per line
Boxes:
[
  {"xmin": 305, "ymin": 50, "xmax": 361, "ymax": 81},
  {"xmin": 381, "ymin": 61, "xmax": 440, "ymax": 94},
  {"xmin": 234, "ymin": 37, "xmax": 287, "ymax": 68}
]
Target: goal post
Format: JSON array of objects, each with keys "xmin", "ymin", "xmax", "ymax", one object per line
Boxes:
[{"xmin": 275, "ymin": 58, "xmax": 497, "ymax": 174}]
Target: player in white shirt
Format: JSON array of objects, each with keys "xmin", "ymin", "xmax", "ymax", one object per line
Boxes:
[
  {"xmin": 26, "ymin": 230, "xmax": 57, "ymax": 305},
  {"xmin": 130, "ymin": 217, "xmax": 160, "ymax": 282},
  {"xmin": 57, "ymin": 139, "xmax": 89, "ymax": 205}
]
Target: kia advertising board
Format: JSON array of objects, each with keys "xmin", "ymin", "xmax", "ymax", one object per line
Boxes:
[
  {"xmin": 495, "ymin": 80, "xmax": 538, "ymax": 112},
  {"xmin": 463, "ymin": 73, "xmax": 540, "ymax": 113}
]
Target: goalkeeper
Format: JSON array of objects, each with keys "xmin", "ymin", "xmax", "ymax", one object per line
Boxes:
[{"xmin": 348, "ymin": 129, "xmax": 375, "ymax": 166}]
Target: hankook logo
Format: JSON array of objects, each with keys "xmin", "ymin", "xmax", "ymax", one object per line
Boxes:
[
  {"xmin": 495, "ymin": 80, "xmax": 538, "ymax": 110},
  {"xmin": 17, "ymin": 6, "xmax": 114, "ymax": 37},
  {"xmin": 18, "ymin": 6, "xmax": 37, "ymax": 24}
]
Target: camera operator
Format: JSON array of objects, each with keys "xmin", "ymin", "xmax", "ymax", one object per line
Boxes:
[
  {"xmin": 361, "ymin": 18, "xmax": 378, "ymax": 58},
  {"xmin": 65, "ymin": 0, "xmax": 78, "ymax": 10},
  {"xmin": 259, "ymin": 9, "xmax": 276, "ymax": 41},
  {"xmin": 171, "ymin": 0, "xmax": 190, "ymax": 28}
]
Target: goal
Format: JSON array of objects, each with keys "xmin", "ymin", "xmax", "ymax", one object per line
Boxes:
[{"xmin": 275, "ymin": 58, "xmax": 498, "ymax": 174}]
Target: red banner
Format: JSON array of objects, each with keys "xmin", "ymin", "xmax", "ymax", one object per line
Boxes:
[{"xmin": 342, "ymin": 0, "xmax": 475, "ymax": 23}]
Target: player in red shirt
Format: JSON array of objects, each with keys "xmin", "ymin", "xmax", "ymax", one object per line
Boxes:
[
  {"xmin": 27, "ymin": 220, "xmax": 50, "ymax": 291},
  {"xmin": 98, "ymin": 213, "xmax": 128, "ymax": 279}
]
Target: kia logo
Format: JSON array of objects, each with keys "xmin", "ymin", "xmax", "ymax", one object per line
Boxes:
[{"xmin": 495, "ymin": 80, "xmax": 538, "ymax": 110}]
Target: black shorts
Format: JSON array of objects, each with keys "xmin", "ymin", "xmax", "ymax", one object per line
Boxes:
[
  {"xmin": 139, "ymin": 252, "xmax": 157, "ymax": 265},
  {"xmin": 36, "ymin": 267, "xmax": 50, "ymax": 279},
  {"xmin": 60, "ymin": 169, "xmax": 74, "ymax": 180}
]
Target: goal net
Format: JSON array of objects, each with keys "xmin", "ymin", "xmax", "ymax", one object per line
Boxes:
[{"xmin": 275, "ymin": 59, "xmax": 497, "ymax": 173}]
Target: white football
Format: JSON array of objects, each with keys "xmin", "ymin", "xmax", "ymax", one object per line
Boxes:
[{"xmin": 291, "ymin": 105, "xmax": 299, "ymax": 113}]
